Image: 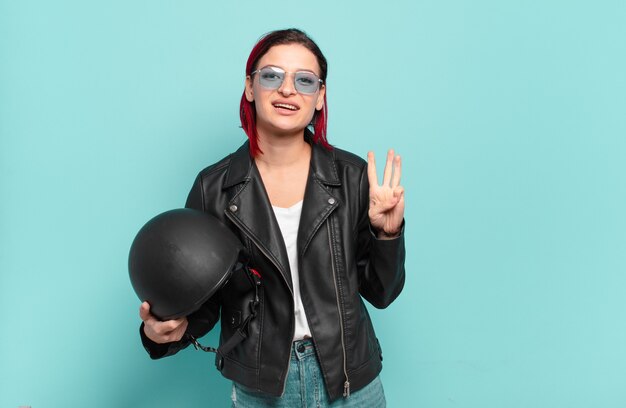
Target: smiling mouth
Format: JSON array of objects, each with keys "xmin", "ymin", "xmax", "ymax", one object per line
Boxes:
[{"xmin": 273, "ymin": 103, "xmax": 299, "ymax": 111}]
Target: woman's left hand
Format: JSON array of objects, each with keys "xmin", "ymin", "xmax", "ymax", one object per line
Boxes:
[{"xmin": 367, "ymin": 149, "xmax": 405, "ymax": 239}]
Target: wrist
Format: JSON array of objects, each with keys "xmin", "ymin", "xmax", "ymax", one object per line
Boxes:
[{"xmin": 375, "ymin": 228, "xmax": 400, "ymax": 240}]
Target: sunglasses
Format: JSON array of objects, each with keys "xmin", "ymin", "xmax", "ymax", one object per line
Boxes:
[{"xmin": 251, "ymin": 65, "xmax": 323, "ymax": 95}]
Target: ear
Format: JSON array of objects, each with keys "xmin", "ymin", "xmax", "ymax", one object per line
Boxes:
[
  {"xmin": 245, "ymin": 76, "xmax": 254, "ymax": 102},
  {"xmin": 315, "ymin": 84, "xmax": 326, "ymax": 111}
]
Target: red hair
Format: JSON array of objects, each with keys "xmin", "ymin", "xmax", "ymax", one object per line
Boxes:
[{"xmin": 239, "ymin": 29, "xmax": 330, "ymax": 156}]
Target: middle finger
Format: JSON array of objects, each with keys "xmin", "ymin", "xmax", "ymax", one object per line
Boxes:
[
  {"xmin": 383, "ymin": 149, "xmax": 395, "ymax": 187},
  {"xmin": 391, "ymin": 155, "xmax": 402, "ymax": 187}
]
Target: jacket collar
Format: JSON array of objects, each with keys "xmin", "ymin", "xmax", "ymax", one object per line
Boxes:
[
  {"xmin": 222, "ymin": 130, "xmax": 341, "ymax": 289},
  {"xmin": 223, "ymin": 129, "xmax": 341, "ymax": 189}
]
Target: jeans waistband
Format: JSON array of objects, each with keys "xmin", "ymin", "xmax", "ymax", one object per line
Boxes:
[{"xmin": 292, "ymin": 338, "xmax": 316, "ymax": 360}]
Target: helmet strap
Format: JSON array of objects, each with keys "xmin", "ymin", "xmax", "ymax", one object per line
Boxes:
[{"xmin": 184, "ymin": 265, "xmax": 262, "ymax": 372}]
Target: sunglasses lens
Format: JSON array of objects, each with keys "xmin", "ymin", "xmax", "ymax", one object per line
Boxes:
[
  {"xmin": 294, "ymin": 72, "xmax": 319, "ymax": 94},
  {"xmin": 258, "ymin": 67, "xmax": 285, "ymax": 89}
]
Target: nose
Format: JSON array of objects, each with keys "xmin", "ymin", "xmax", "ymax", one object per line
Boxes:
[{"xmin": 277, "ymin": 72, "xmax": 296, "ymax": 96}]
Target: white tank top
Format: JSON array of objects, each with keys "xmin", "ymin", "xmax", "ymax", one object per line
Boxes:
[{"xmin": 271, "ymin": 200, "xmax": 312, "ymax": 341}]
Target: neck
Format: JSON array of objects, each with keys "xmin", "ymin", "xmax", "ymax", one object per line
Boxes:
[{"xmin": 255, "ymin": 129, "xmax": 310, "ymax": 167}]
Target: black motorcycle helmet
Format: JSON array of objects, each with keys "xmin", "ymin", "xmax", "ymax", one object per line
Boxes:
[{"xmin": 128, "ymin": 208, "xmax": 242, "ymax": 320}]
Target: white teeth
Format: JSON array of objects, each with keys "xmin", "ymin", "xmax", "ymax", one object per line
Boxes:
[{"xmin": 274, "ymin": 103, "xmax": 298, "ymax": 111}]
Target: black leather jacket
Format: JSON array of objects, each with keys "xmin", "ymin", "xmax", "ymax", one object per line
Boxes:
[{"xmin": 140, "ymin": 135, "xmax": 406, "ymax": 401}]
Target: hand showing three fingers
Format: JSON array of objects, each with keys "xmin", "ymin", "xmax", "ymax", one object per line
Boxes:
[{"xmin": 367, "ymin": 150, "xmax": 404, "ymax": 239}]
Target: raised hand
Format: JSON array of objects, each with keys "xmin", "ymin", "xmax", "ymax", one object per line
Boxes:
[{"xmin": 367, "ymin": 149, "xmax": 405, "ymax": 239}]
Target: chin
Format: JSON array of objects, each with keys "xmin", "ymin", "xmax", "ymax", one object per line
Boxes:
[{"xmin": 260, "ymin": 120, "xmax": 310, "ymax": 136}]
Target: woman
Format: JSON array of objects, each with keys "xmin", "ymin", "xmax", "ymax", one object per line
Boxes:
[{"xmin": 139, "ymin": 28, "xmax": 406, "ymax": 407}]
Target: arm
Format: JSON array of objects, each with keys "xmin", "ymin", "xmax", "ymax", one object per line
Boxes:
[{"xmin": 357, "ymin": 150, "xmax": 406, "ymax": 309}]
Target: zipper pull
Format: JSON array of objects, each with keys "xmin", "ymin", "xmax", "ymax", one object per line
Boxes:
[{"xmin": 343, "ymin": 380, "xmax": 351, "ymax": 398}]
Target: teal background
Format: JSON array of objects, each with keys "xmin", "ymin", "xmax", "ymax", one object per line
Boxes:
[{"xmin": 1, "ymin": 0, "xmax": 625, "ymax": 406}]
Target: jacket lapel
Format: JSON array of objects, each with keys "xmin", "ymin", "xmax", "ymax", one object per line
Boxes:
[
  {"xmin": 223, "ymin": 142, "xmax": 292, "ymax": 290},
  {"xmin": 298, "ymin": 136, "xmax": 341, "ymax": 257}
]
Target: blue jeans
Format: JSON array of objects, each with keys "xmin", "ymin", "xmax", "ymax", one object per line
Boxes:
[{"xmin": 231, "ymin": 339, "xmax": 386, "ymax": 407}]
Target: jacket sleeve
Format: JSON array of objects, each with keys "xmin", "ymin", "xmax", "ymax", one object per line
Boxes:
[
  {"xmin": 139, "ymin": 174, "xmax": 222, "ymax": 359},
  {"xmin": 139, "ymin": 295, "xmax": 221, "ymax": 359},
  {"xmin": 355, "ymin": 163, "xmax": 406, "ymax": 309}
]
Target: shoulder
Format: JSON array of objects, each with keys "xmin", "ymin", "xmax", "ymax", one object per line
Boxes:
[
  {"xmin": 312, "ymin": 141, "xmax": 366, "ymax": 171},
  {"xmin": 196, "ymin": 154, "xmax": 231, "ymax": 181},
  {"xmin": 186, "ymin": 141, "xmax": 251, "ymax": 214},
  {"xmin": 311, "ymin": 141, "xmax": 366, "ymax": 187},
  {"xmin": 195, "ymin": 140, "xmax": 251, "ymax": 185},
  {"xmin": 331, "ymin": 146, "xmax": 366, "ymax": 170}
]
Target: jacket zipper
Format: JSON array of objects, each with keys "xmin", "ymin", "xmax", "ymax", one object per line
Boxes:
[
  {"xmin": 225, "ymin": 210, "xmax": 295, "ymax": 396},
  {"xmin": 327, "ymin": 220, "xmax": 350, "ymax": 398}
]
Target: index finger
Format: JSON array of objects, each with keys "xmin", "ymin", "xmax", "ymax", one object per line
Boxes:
[{"xmin": 367, "ymin": 151, "xmax": 378, "ymax": 186}]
